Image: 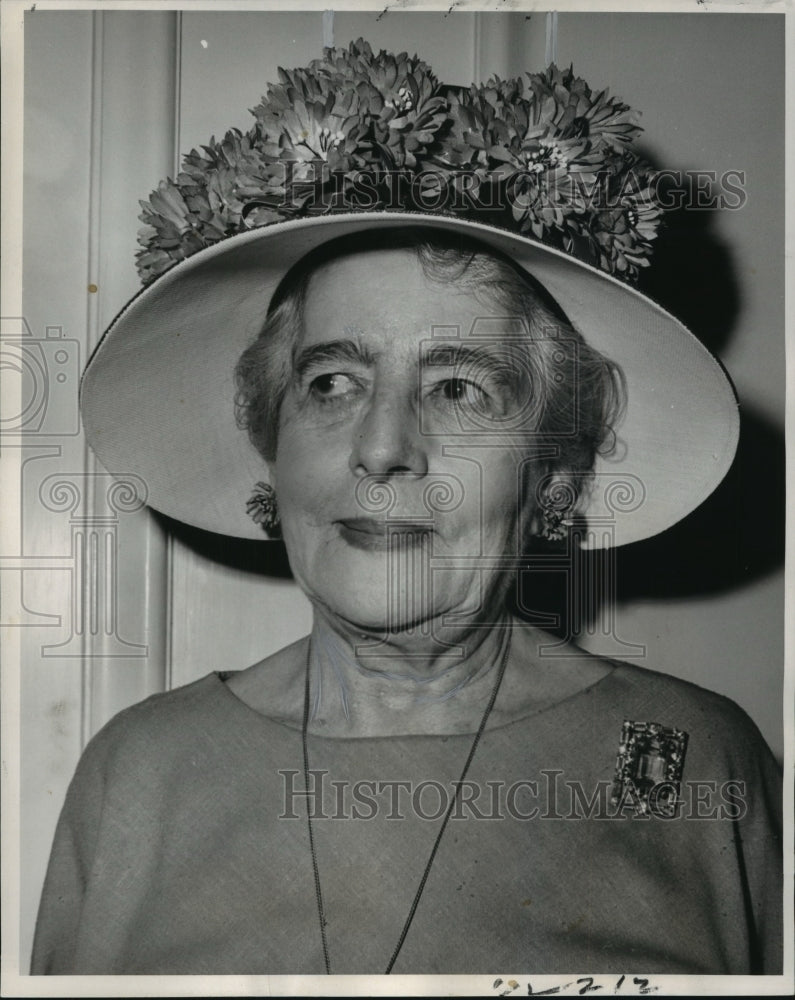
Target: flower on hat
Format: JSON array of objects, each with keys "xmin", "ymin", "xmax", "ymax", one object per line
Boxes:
[
  {"xmin": 438, "ymin": 66, "xmax": 658, "ymax": 269},
  {"xmin": 588, "ymin": 165, "xmax": 662, "ymax": 276},
  {"xmin": 137, "ymin": 128, "xmax": 280, "ymax": 273},
  {"xmin": 348, "ymin": 42, "xmax": 449, "ymax": 169},
  {"xmin": 136, "ymin": 39, "xmax": 663, "ymax": 286},
  {"xmin": 253, "ymin": 64, "xmax": 364, "ymax": 177}
]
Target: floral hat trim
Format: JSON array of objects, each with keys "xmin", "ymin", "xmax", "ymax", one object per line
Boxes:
[{"xmin": 136, "ymin": 39, "xmax": 663, "ymax": 287}]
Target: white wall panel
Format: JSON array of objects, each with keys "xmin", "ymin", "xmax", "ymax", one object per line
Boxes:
[
  {"xmin": 20, "ymin": 10, "xmax": 177, "ymax": 970},
  {"xmin": 20, "ymin": 13, "xmax": 96, "ymax": 972}
]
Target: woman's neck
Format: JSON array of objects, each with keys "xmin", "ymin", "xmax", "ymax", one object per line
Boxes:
[
  {"xmin": 305, "ymin": 604, "xmax": 513, "ymax": 737},
  {"xmin": 223, "ymin": 612, "xmax": 616, "ymax": 738}
]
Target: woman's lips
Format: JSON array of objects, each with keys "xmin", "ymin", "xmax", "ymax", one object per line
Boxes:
[{"xmin": 337, "ymin": 518, "xmax": 433, "ymax": 551}]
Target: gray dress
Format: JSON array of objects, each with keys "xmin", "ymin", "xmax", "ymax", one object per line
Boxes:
[{"xmin": 31, "ymin": 661, "xmax": 783, "ymax": 974}]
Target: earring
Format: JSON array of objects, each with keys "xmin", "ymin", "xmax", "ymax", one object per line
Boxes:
[
  {"xmin": 540, "ymin": 495, "xmax": 572, "ymax": 542},
  {"xmin": 246, "ymin": 481, "xmax": 281, "ymax": 538}
]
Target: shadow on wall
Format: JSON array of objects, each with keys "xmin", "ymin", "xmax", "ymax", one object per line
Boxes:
[
  {"xmin": 522, "ymin": 170, "xmax": 784, "ymax": 632},
  {"xmin": 622, "ymin": 168, "xmax": 784, "ymax": 598},
  {"xmin": 636, "ymin": 193, "xmax": 740, "ymax": 359},
  {"xmin": 519, "ymin": 402, "xmax": 785, "ymax": 636},
  {"xmin": 612, "ymin": 403, "xmax": 784, "ymax": 600},
  {"xmin": 156, "ymin": 513, "xmax": 292, "ymax": 577}
]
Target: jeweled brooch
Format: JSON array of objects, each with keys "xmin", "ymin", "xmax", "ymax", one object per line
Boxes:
[{"xmin": 611, "ymin": 719, "xmax": 689, "ymax": 818}]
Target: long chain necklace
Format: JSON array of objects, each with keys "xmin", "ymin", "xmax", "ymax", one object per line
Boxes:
[{"xmin": 301, "ymin": 623, "xmax": 513, "ymax": 975}]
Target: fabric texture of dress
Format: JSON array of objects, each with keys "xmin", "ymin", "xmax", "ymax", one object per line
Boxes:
[{"xmin": 31, "ymin": 660, "xmax": 783, "ymax": 975}]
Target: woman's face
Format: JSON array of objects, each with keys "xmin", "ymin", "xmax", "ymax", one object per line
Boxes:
[{"xmin": 269, "ymin": 248, "xmax": 541, "ymax": 633}]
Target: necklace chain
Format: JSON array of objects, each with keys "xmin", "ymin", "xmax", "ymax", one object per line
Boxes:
[{"xmin": 301, "ymin": 623, "xmax": 513, "ymax": 975}]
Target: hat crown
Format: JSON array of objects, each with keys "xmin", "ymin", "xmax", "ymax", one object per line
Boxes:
[{"xmin": 136, "ymin": 39, "xmax": 663, "ymax": 288}]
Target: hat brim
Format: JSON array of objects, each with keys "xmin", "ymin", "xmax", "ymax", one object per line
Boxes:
[{"xmin": 81, "ymin": 212, "xmax": 739, "ymax": 549}]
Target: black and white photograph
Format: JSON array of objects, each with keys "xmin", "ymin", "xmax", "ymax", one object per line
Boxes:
[{"xmin": 1, "ymin": 2, "xmax": 791, "ymax": 995}]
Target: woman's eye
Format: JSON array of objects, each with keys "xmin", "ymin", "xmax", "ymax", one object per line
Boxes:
[
  {"xmin": 439, "ymin": 378, "xmax": 488, "ymax": 409},
  {"xmin": 309, "ymin": 373, "xmax": 357, "ymax": 399}
]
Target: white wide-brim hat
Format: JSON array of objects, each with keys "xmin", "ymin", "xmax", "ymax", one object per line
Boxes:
[{"xmin": 81, "ymin": 209, "xmax": 739, "ymax": 549}]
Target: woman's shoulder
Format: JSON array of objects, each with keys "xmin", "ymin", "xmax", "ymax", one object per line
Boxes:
[
  {"xmin": 77, "ymin": 671, "xmax": 251, "ymax": 775},
  {"xmin": 511, "ymin": 628, "xmax": 778, "ymax": 767},
  {"xmin": 594, "ymin": 657, "xmax": 780, "ymax": 773},
  {"xmin": 79, "ymin": 638, "xmax": 311, "ymax": 776},
  {"xmin": 605, "ymin": 657, "xmax": 761, "ymax": 726},
  {"xmin": 512, "ymin": 626, "xmax": 749, "ymax": 722}
]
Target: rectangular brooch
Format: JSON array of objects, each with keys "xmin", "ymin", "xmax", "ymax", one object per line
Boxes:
[{"xmin": 611, "ymin": 720, "xmax": 689, "ymax": 817}]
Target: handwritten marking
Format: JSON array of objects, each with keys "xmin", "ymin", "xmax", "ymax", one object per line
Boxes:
[{"xmin": 492, "ymin": 976, "xmax": 659, "ymax": 996}]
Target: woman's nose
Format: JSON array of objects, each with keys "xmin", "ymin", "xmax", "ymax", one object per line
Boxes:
[{"xmin": 349, "ymin": 390, "xmax": 429, "ymax": 478}]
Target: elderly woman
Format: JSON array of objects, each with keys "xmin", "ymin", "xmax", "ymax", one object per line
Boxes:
[{"xmin": 32, "ymin": 42, "xmax": 782, "ymax": 976}]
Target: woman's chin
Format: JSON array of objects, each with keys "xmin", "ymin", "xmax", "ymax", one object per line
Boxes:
[
  {"xmin": 313, "ymin": 589, "xmax": 443, "ymax": 636},
  {"xmin": 298, "ymin": 562, "xmax": 443, "ymax": 636},
  {"xmin": 289, "ymin": 531, "xmax": 493, "ymax": 635}
]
